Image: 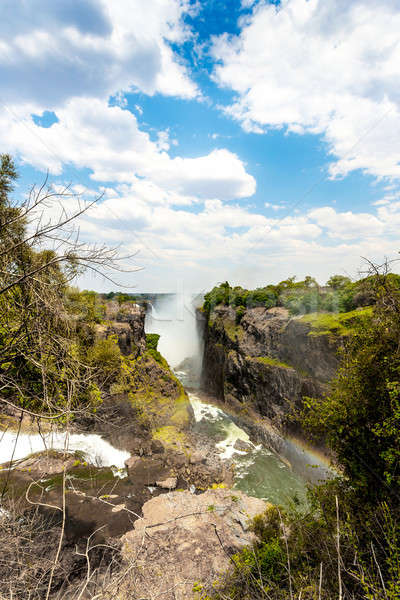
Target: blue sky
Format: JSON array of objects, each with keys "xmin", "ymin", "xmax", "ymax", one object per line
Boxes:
[{"xmin": 1, "ymin": 0, "xmax": 400, "ymax": 292}]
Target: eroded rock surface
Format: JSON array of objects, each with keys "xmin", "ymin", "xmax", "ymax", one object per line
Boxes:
[
  {"xmin": 202, "ymin": 306, "xmax": 340, "ymax": 434},
  {"xmin": 121, "ymin": 488, "xmax": 267, "ymax": 600}
]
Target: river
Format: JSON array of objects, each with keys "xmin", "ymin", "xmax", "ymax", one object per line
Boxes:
[
  {"xmin": 0, "ymin": 359, "xmax": 332, "ymax": 508},
  {"xmin": 175, "ymin": 366, "xmax": 333, "ymax": 507}
]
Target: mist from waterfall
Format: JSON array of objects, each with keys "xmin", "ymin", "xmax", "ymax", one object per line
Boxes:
[{"xmin": 144, "ymin": 293, "xmax": 204, "ymax": 370}]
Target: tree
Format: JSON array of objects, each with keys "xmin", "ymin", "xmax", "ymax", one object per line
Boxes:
[
  {"xmin": 326, "ymin": 274, "xmax": 352, "ymax": 290},
  {"xmin": 303, "ymin": 262, "xmax": 400, "ymax": 504},
  {"xmin": 0, "ymin": 154, "xmax": 139, "ymax": 418}
]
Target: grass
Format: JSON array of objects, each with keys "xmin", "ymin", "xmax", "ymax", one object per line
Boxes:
[
  {"xmin": 252, "ymin": 356, "xmax": 293, "ymax": 369},
  {"xmin": 299, "ymin": 306, "xmax": 372, "ymax": 336}
]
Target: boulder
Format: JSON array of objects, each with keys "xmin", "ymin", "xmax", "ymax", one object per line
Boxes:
[
  {"xmin": 189, "ymin": 451, "xmax": 207, "ymax": 464},
  {"xmin": 124, "ymin": 455, "xmax": 141, "ymax": 470},
  {"xmin": 121, "ymin": 488, "xmax": 267, "ymax": 600},
  {"xmin": 125, "ymin": 456, "xmax": 172, "ymax": 486},
  {"xmin": 150, "ymin": 439, "xmax": 165, "ymax": 454},
  {"xmin": 233, "ymin": 439, "xmax": 253, "ymax": 452},
  {"xmin": 156, "ymin": 477, "xmax": 177, "ymax": 490},
  {"xmin": 8, "ymin": 451, "xmax": 77, "ymax": 475}
]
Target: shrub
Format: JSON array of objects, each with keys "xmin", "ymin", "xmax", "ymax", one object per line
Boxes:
[
  {"xmin": 235, "ymin": 306, "xmax": 245, "ymax": 324},
  {"xmin": 86, "ymin": 336, "xmax": 122, "ymax": 383},
  {"xmin": 146, "ymin": 333, "xmax": 160, "ymax": 350},
  {"xmin": 145, "ymin": 333, "xmax": 167, "ymax": 365}
]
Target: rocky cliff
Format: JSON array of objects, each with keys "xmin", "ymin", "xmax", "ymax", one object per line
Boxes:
[
  {"xmin": 201, "ymin": 305, "xmax": 341, "ymax": 435},
  {"xmin": 95, "ymin": 299, "xmax": 146, "ymax": 357}
]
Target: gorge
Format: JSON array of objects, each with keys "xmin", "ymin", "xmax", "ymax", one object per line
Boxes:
[{"xmin": 0, "ymin": 285, "xmax": 378, "ymax": 599}]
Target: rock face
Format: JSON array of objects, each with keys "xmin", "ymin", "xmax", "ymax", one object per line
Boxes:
[
  {"xmin": 121, "ymin": 488, "xmax": 267, "ymax": 600},
  {"xmin": 201, "ymin": 306, "xmax": 340, "ymax": 433},
  {"xmin": 96, "ymin": 301, "xmax": 146, "ymax": 356}
]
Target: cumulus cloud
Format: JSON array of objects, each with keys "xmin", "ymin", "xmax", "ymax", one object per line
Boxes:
[
  {"xmin": 309, "ymin": 206, "xmax": 384, "ymax": 239},
  {"xmin": 69, "ymin": 190, "xmax": 400, "ymax": 292},
  {"xmin": 212, "ymin": 0, "xmax": 400, "ymax": 180},
  {"xmin": 0, "ymin": 3, "xmax": 256, "ymax": 205},
  {"xmin": 1, "ymin": 0, "xmax": 398, "ymax": 292},
  {"xmin": 0, "ymin": 0, "xmax": 197, "ymax": 105},
  {"xmin": 0, "ymin": 99, "xmax": 255, "ymax": 201}
]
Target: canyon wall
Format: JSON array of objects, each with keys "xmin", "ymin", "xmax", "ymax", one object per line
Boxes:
[{"xmin": 201, "ymin": 305, "xmax": 341, "ymax": 434}]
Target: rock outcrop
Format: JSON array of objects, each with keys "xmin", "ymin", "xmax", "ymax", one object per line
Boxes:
[
  {"xmin": 201, "ymin": 306, "xmax": 341, "ymax": 434},
  {"xmin": 0, "ymin": 451, "xmax": 262, "ymax": 599},
  {"xmin": 125, "ymin": 446, "xmax": 233, "ymax": 491},
  {"xmin": 95, "ymin": 300, "xmax": 146, "ymax": 356},
  {"xmin": 121, "ymin": 488, "xmax": 267, "ymax": 600}
]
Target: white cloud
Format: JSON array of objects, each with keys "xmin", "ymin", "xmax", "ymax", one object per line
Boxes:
[
  {"xmin": 265, "ymin": 202, "xmax": 284, "ymax": 211},
  {"xmin": 309, "ymin": 206, "xmax": 383, "ymax": 239},
  {"xmin": 0, "ymin": 0, "xmax": 198, "ymax": 106},
  {"xmin": 2, "ymin": 0, "xmax": 399, "ymax": 292},
  {"xmin": 70, "ymin": 192, "xmax": 400, "ymax": 292},
  {"xmin": 241, "ymin": 0, "xmax": 259, "ymax": 8},
  {"xmin": 0, "ymin": 99, "xmax": 255, "ymax": 201},
  {"xmin": 212, "ymin": 0, "xmax": 400, "ymax": 181}
]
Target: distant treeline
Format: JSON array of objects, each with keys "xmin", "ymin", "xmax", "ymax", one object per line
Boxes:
[{"xmin": 203, "ymin": 273, "xmax": 400, "ymax": 316}]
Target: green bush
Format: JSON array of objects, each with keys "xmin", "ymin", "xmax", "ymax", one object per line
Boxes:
[
  {"xmin": 146, "ymin": 333, "xmax": 160, "ymax": 350},
  {"xmin": 145, "ymin": 333, "xmax": 168, "ymax": 366},
  {"xmin": 202, "ymin": 269, "xmax": 400, "ymax": 600},
  {"xmin": 66, "ymin": 288, "xmax": 106, "ymax": 323},
  {"xmin": 235, "ymin": 306, "xmax": 245, "ymax": 324},
  {"xmin": 86, "ymin": 336, "xmax": 122, "ymax": 382}
]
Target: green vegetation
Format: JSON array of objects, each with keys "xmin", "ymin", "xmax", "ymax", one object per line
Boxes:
[
  {"xmin": 146, "ymin": 333, "xmax": 160, "ymax": 350},
  {"xmin": 203, "ymin": 274, "xmax": 400, "ymax": 317},
  {"xmin": 0, "ymin": 154, "xmax": 187, "ymax": 438},
  {"xmin": 86, "ymin": 336, "xmax": 122, "ymax": 384},
  {"xmin": 153, "ymin": 425, "xmax": 186, "ymax": 448},
  {"xmin": 0, "ymin": 155, "xmax": 101, "ymax": 415},
  {"xmin": 252, "ymin": 356, "xmax": 292, "ymax": 369},
  {"xmin": 103, "ymin": 291, "xmax": 138, "ymax": 304},
  {"xmin": 108, "ymin": 343, "xmax": 189, "ymax": 438},
  {"xmin": 145, "ymin": 332, "xmax": 168, "ymax": 366},
  {"xmin": 66, "ymin": 287, "xmax": 106, "ymax": 323},
  {"xmin": 223, "ymin": 320, "xmax": 245, "ymax": 342},
  {"xmin": 299, "ymin": 306, "xmax": 373, "ymax": 336},
  {"xmin": 302, "ymin": 273, "xmax": 400, "ymax": 502}
]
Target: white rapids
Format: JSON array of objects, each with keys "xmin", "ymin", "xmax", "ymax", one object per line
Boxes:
[
  {"xmin": 0, "ymin": 430, "xmax": 130, "ymax": 469},
  {"xmin": 189, "ymin": 393, "xmax": 259, "ymax": 459}
]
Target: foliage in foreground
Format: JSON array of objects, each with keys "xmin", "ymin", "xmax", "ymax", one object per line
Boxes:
[{"xmin": 198, "ymin": 493, "xmax": 400, "ymax": 600}]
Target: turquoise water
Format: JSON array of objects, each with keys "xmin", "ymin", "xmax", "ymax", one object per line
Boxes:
[
  {"xmin": 233, "ymin": 448, "xmax": 308, "ymax": 506},
  {"xmin": 188, "ymin": 390, "xmax": 309, "ymax": 506}
]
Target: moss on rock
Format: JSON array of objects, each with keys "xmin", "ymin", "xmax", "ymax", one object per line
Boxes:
[{"xmin": 299, "ymin": 306, "xmax": 372, "ymax": 336}]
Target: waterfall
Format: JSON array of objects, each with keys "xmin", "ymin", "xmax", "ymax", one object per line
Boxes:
[{"xmin": 145, "ymin": 293, "xmax": 204, "ymax": 369}]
